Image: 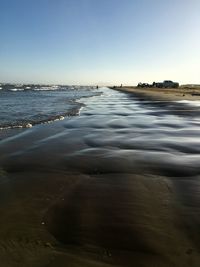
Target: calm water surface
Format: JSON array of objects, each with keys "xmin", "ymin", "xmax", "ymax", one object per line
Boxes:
[{"xmin": 58, "ymin": 87, "xmax": 200, "ymax": 177}]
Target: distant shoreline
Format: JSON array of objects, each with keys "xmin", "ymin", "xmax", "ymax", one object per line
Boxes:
[{"xmin": 110, "ymin": 86, "xmax": 200, "ymax": 101}]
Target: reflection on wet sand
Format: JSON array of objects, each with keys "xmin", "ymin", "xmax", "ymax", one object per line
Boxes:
[{"xmin": 1, "ymin": 88, "xmax": 200, "ymax": 266}]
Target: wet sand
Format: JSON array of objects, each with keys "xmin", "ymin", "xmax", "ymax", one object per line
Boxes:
[{"xmin": 1, "ymin": 88, "xmax": 200, "ymax": 266}]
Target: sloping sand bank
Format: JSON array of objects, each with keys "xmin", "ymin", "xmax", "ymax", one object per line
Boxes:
[{"xmin": 113, "ymin": 86, "xmax": 200, "ymax": 101}]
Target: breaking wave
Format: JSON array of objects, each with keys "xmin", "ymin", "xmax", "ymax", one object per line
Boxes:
[{"xmin": 0, "ymin": 85, "xmax": 102, "ymax": 130}]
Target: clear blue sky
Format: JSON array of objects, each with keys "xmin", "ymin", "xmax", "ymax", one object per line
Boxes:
[{"xmin": 0, "ymin": 0, "xmax": 200, "ymax": 85}]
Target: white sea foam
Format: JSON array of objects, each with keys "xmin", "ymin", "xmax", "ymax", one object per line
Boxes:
[
  {"xmin": 77, "ymin": 106, "xmax": 84, "ymax": 115},
  {"xmin": 0, "ymin": 86, "xmax": 99, "ymax": 132},
  {"xmin": 25, "ymin": 123, "xmax": 32, "ymax": 128},
  {"xmin": 10, "ymin": 88, "xmax": 24, "ymax": 91},
  {"xmin": 0, "ymin": 125, "xmax": 23, "ymax": 130},
  {"xmin": 59, "ymin": 116, "xmax": 65, "ymax": 120},
  {"xmin": 176, "ymin": 100, "xmax": 200, "ymax": 107},
  {"xmin": 33, "ymin": 88, "xmax": 51, "ymax": 91}
]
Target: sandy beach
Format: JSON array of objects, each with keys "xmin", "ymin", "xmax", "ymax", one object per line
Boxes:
[
  {"xmin": 113, "ymin": 86, "xmax": 200, "ymax": 101},
  {"xmin": 2, "ymin": 0, "xmax": 200, "ymax": 265},
  {"xmin": 1, "ymin": 87, "xmax": 200, "ymax": 266}
]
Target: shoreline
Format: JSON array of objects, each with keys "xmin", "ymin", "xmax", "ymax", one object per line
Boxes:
[
  {"xmin": 111, "ymin": 86, "xmax": 200, "ymax": 101},
  {"xmin": 1, "ymin": 87, "xmax": 200, "ymax": 266}
]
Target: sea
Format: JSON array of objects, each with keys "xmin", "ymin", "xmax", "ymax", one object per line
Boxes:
[{"xmin": 0, "ymin": 83, "xmax": 101, "ymax": 130}]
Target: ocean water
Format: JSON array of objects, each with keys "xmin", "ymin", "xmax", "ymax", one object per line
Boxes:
[{"xmin": 0, "ymin": 84, "xmax": 101, "ymax": 129}]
